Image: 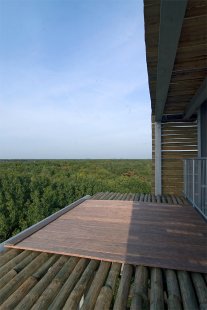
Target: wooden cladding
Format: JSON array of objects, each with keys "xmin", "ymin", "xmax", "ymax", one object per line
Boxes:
[
  {"xmin": 152, "ymin": 120, "xmax": 198, "ymax": 195},
  {"xmin": 144, "ymin": 0, "xmax": 207, "ymax": 116},
  {"xmin": 165, "ymin": 0, "xmax": 207, "ymax": 115}
]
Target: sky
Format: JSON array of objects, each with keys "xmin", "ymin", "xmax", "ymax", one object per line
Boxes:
[{"xmin": 0, "ymin": 0, "xmax": 151, "ymax": 159}]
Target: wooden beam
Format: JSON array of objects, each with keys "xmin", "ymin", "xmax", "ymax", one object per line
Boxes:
[
  {"xmin": 155, "ymin": 0, "xmax": 188, "ymax": 122},
  {"xmin": 184, "ymin": 78, "xmax": 207, "ymax": 120}
]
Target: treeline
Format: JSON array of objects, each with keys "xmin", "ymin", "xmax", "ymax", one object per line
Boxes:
[{"xmin": 0, "ymin": 160, "xmax": 151, "ymax": 242}]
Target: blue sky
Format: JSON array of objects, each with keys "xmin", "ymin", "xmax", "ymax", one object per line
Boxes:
[{"xmin": 0, "ymin": 0, "xmax": 151, "ymax": 159}]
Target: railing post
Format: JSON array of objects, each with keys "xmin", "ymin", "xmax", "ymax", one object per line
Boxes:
[
  {"xmin": 193, "ymin": 159, "xmax": 195, "ymax": 207},
  {"xmin": 184, "ymin": 160, "xmax": 187, "ymax": 197}
]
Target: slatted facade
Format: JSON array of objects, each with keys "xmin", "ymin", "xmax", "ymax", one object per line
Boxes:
[
  {"xmin": 161, "ymin": 121, "xmax": 198, "ymax": 195},
  {"xmin": 152, "ymin": 119, "xmax": 198, "ymax": 195}
]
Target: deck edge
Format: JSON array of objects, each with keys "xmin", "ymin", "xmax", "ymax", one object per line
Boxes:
[{"xmin": 0, "ymin": 195, "xmax": 91, "ymax": 252}]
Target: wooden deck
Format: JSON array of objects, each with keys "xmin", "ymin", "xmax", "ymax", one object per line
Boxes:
[
  {"xmin": 6, "ymin": 199, "xmax": 207, "ymax": 273},
  {"xmin": 1, "ymin": 193, "xmax": 207, "ymax": 309}
]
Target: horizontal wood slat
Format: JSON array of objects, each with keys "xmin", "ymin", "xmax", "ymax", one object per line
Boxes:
[
  {"xmin": 162, "ymin": 122, "xmax": 197, "ymax": 195},
  {"xmin": 152, "ymin": 120, "xmax": 198, "ymax": 195}
]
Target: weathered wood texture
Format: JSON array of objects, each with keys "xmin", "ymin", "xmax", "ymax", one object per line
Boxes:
[
  {"xmin": 1, "ymin": 192, "xmax": 207, "ymax": 309},
  {"xmin": 6, "ymin": 199, "xmax": 206, "ymax": 273}
]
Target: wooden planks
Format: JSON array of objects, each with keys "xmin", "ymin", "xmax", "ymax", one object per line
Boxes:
[
  {"xmin": 6, "ymin": 199, "xmax": 207, "ymax": 273},
  {"xmin": 1, "ymin": 193, "xmax": 207, "ymax": 309}
]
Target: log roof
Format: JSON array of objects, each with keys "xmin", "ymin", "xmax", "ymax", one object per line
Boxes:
[
  {"xmin": 144, "ymin": 0, "xmax": 207, "ymax": 118},
  {"xmin": 1, "ymin": 192, "xmax": 207, "ymax": 309}
]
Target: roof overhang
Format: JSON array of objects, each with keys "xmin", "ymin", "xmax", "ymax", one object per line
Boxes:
[
  {"xmin": 155, "ymin": 0, "xmax": 188, "ymax": 121},
  {"xmin": 144, "ymin": 0, "xmax": 207, "ymax": 121}
]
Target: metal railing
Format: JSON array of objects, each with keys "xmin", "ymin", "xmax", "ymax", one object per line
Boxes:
[{"xmin": 184, "ymin": 158, "xmax": 207, "ymax": 220}]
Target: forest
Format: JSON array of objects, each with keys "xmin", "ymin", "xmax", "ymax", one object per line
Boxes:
[{"xmin": 0, "ymin": 159, "xmax": 151, "ymax": 242}]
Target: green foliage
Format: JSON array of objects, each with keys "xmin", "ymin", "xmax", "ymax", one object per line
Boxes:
[{"xmin": 0, "ymin": 160, "xmax": 151, "ymax": 242}]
